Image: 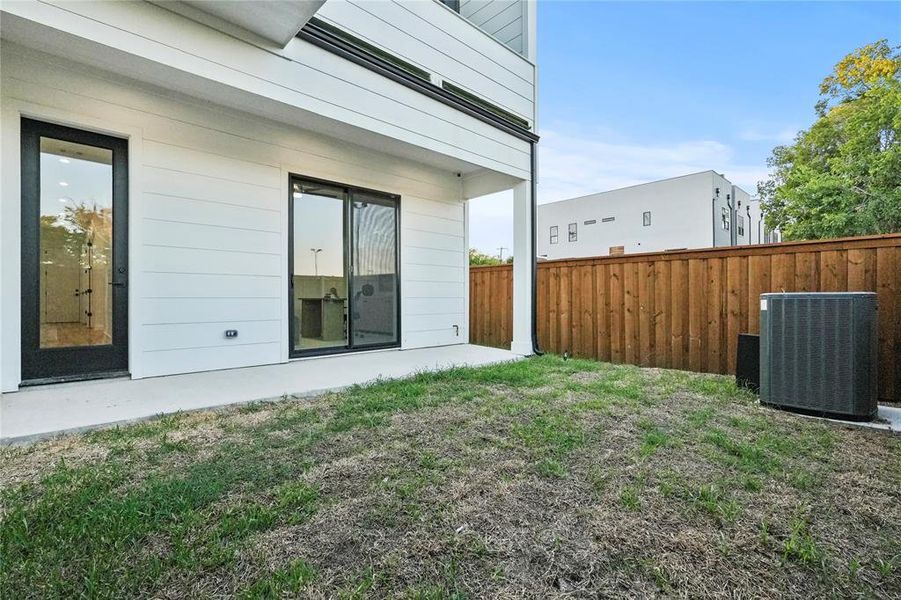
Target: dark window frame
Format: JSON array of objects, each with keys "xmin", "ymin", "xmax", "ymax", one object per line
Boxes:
[
  {"xmin": 20, "ymin": 118, "xmax": 130, "ymax": 384},
  {"xmin": 549, "ymin": 225, "xmax": 558, "ymax": 245},
  {"xmin": 643, "ymin": 211, "xmax": 651, "ymax": 227},
  {"xmin": 568, "ymin": 222, "xmax": 577, "ymax": 242},
  {"xmin": 288, "ymin": 174, "xmax": 402, "ymax": 359}
]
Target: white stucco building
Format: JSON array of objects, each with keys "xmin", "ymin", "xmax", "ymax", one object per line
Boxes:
[
  {"xmin": 537, "ymin": 171, "xmax": 779, "ymax": 260},
  {"xmin": 0, "ymin": 0, "xmax": 539, "ymax": 426}
]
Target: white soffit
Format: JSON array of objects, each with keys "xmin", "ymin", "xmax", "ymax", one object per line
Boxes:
[{"xmin": 182, "ymin": 0, "xmax": 325, "ymax": 48}]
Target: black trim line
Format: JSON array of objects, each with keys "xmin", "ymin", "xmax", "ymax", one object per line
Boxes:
[
  {"xmin": 298, "ymin": 21, "xmax": 539, "ymax": 144},
  {"xmin": 442, "ymin": 81, "xmax": 530, "ymax": 130}
]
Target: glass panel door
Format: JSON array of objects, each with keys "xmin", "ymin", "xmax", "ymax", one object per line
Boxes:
[
  {"xmin": 20, "ymin": 118, "xmax": 129, "ymax": 382},
  {"xmin": 350, "ymin": 193, "xmax": 398, "ymax": 348},
  {"xmin": 289, "ymin": 176, "xmax": 400, "ymax": 356},
  {"xmin": 39, "ymin": 138, "xmax": 114, "ymax": 348},
  {"xmin": 291, "ymin": 180, "xmax": 348, "ymax": 352}
]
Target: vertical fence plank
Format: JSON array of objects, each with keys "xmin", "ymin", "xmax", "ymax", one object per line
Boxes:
[
  {"xmin": 570, "ymin": 266, "xmax": 583, "ymax": 357},
  {"xmin": 848, "ymin": 249, "xmax": 876, "ymax": 291},
  {"xmin": 771, "ymin": 253, "xmax": 796, "ymax": 294},
  {"xmin": 671, "ymin": 259, "xmax": 687, "ymax": 370},
  {"xmin": 637, "ymin": 262, "xmax": 654, "ymax": 366},
  {"xmin": 559, "ymin": 266, "xmax": 572, "ymax": 355},
  {"xmin": 876, "ymin": 248, "xmax": 897, "ymax": 401},
  {"xmin": 726, "ymin": 256, "xmax": 742, "ymax": 375},
  {"xmin": 738, "ymin": 256, "xmax": 750, "ymax": 335},
  {"xmin": 623, "ymin": 263, "xmax": 639, "ymax": 364},
  {"xmin": 537, "ymin": 264, "xmax": 549, "ymax": 350},
  {"xmin": 794, "ymin": 252, "xmax": 818, "ymax": 292},
  {"xmin": 820, "ymin": 250, "xmax": 847, "ymax": 291},
  {"xmin": 654, "ymin": 260, "xmax": 671, "ymax": 368},
  {"xmin": 610, "ymin": 263, "xmax": 625, "ymax": 363},
  {"xmin": 706, "ymin": 258, "xmax": 723, "ymax": 373},
  {"xmin": 595, "ymin": 264, "xmax": 610, "ymax": 362},
  {"xmin": 748, "ymin": 254, "xmax": 771, "ymax": 333},
  {"xmin": 580, "ymin": 266, "xmax": 596, "ymax": 359},
  {"xmin": 688, "ymin": 259, "xmax": 705, "ymax": 372},
  {"xmin": 504, "ymin": 267, "xmax": 513, "ymax": 347},
  {"xmin": 548, "ymin": 267, "xmax": 560, "ymax": 354}
]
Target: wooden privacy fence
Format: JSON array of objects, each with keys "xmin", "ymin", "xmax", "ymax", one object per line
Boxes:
[{"xmin": 470, "ymin": 234, "xmax": 901, "ymax": 402}]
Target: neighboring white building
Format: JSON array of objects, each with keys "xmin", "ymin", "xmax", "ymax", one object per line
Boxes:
[
  {"xmin": 538, "ymin": 171, "xmax": 778, "ymax": 260},
  {"xmin": 0, "ymin": 0, "xmax": 539, "ymax": 393}
]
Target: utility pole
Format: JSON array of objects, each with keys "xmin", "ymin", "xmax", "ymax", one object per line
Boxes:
[{"xmin": 497, "ymin": 247, "xmax": 508, "ymax": 261}]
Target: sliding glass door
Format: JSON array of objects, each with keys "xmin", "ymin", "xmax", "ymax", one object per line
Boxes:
[{"xmin": 290, "ymin": 176, "xmax": 399, "ymax": 356}]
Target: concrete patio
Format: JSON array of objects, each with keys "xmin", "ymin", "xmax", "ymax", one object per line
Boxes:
[{"xmin": 0, "ymin": 344, "xmax": 522, "ymax": 443}]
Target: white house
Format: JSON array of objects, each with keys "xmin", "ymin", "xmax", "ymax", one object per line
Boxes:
[
  {"xmin": 0, "ymin": 0, "xmax": 538, "ymax": 406},
  {"xmin": 537, "ymin": 171, "xmax": 779, "ymax": 260}
]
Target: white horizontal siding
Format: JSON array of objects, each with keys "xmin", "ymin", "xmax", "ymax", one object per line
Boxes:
[
  {"xmin": 316, "ymin": 0, "xmax": 533, "ymax": 123},
  {"xmin": 142, "ymin": 320, "xmax": 282, "ymax": 352},
  {"xmin": 141, "ymin": 343, "xmax": 283, "ymax": 378},
  {"xmin": 460, "ymin": 0, "xmax": 524, "ymax": 54},
  {"xmin": 400, "ymin": 194, "xmax": 467, "ymax": 347},
  {"xmin": 1, "ymin": 45, "xmax": 477, "ymax": 383},
  {"xmin": 2, "ymin": 0, "xmax": 531, "ymax": 178}
]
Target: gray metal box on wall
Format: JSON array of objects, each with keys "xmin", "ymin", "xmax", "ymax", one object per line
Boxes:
[{"xmin": 760, "ymin": 292, "xmax": 878, "ymax": 420}]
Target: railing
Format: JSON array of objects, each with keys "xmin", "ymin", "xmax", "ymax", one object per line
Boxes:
[{"xmin": 470, "ymin": 234, "xmax": 901, "ymax": 402}]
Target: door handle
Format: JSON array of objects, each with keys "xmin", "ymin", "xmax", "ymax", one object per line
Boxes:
[{"xmin": 110, "ymin": 281, "xmax": 127, "ymax": 288}]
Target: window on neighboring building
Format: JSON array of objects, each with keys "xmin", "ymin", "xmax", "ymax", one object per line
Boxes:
[
  {"xmin": 601, "ymin": 217, "xmax": 615, "ymax": 223},
  {"xmin": 721, "ymin": 207, "xmax": 730, "ymax": 230},
  {"xmin": 549, "ymin": 225, "xmax": 558, "ymax": 244},
  {"xmin": 643, "ymin": 211, "xmax": 651, "ymax": 227},
  {"xmin": 737, "ymin": 215, "xmax": 745, "ymax": 236},
  {"xmin": 568, "ymin": 222, "xmax": 577, "ymax": 242},
  {"xmin": 584, "ymin": 219, "xmax": 597, "ymax": 225}
]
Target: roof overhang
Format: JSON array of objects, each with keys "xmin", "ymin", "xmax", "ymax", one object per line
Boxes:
[{"xmin": 181, "ymin": 0, "xmax": 325, "ymax": 48}]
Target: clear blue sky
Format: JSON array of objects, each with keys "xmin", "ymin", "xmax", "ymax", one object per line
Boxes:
[{"xmin": 469, "ymin": 0, "xmax": 900, "ymax": 256}]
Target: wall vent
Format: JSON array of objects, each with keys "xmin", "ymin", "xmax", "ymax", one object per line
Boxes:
[{"xmin": 760, "ymin": 292, "xmax": 877, "ymax": 420}]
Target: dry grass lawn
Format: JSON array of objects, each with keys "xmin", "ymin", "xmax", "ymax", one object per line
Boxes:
[{"xmin": 2, "ymin": 355, "xmax": 900, "ymax": 598}]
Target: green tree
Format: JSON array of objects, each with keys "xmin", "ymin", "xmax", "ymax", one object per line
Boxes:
[
  {"xmin": 469, "ymin": 248, "xmax": 512, "ymax": 265},
  {"xmin": 758, "ymin": 40, "xmax": 900, "ymax": 240}
]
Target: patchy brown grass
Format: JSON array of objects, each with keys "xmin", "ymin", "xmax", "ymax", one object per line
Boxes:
[{"xmin": 2, "ymin": 356, "xmax": 899, "ymax": 599}]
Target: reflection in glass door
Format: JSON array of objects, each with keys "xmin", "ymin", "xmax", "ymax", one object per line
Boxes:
[
  {"xmin": 291, "ymin": 180, "xmax": 348, "ymax": 352},
  {"xmin": 289, "ymin": 176, "xmax": 399, "ymax": 356},
  {"xmin": 351, "ymin": 195, "xmax": 398, "ymax": 347},
  {"xmin": 21, "ymin": 119, "xmax": 129, "ymax": 382},
  {"xmin": 39, "ymin": 138, "xmax": 114, "ymax": 348}
]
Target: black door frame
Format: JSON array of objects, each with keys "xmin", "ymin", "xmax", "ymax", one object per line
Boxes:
[
  {"xmin": 20, "ymin": 118, "xmax": 129, "ymax": 383},
  {"xmin": 288, "ymin": 174, "xmax": 401, "ymax": 358}
]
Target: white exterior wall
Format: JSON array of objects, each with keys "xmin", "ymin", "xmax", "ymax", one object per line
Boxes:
[
  {"xmin": 0, "ymin": 0, "xmax": 533, "ymax": 180},
  {"xmin": 537, "ymin": 171, "xmax": 760, "ymax": 260},
  {"xmin": 538, "ymin": 172, "xmax": 715, "ymax": 259},
  {"xmin": 747, "ymin": 199, "xmax": 781, "ymax": 244},
  {"xmin": 317, "ymin": 0, "xmax": 535, "ymax": 126},
  {"xmin": 459, "ymin": 0, "xmax": 528, "ymax": 56},
  {"xmin": 0, "ymin": 46, "xmax": 470, "ymax": 390}
]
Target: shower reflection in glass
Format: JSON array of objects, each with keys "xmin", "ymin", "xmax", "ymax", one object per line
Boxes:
[{"xmin": 38, "ymin": 137, "xmax": 114, "ymax": 349}]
